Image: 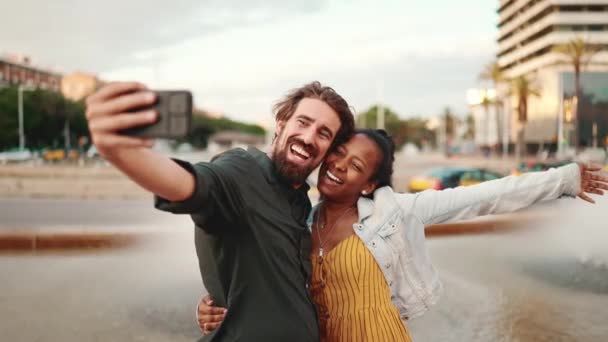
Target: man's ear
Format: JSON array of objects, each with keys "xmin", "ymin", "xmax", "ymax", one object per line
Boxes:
[
  {"xmin": 272, "ymin": 120, "xmax": 286, "ymax": 144},
  {"xmin": 276, "ymin": 119, "xmax": 286, "ymax": 134}
]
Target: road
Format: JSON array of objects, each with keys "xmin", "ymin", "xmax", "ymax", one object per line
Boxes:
[
  {"xmin": 0, "ymin": 197, "xmax": 187, "ymax": 232},
  {"xmin": 1, "ymin": 194, "xmax": 607, "ymax": 341}
]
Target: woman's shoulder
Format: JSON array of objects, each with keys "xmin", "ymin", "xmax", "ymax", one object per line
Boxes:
[
  {"xmin": 367, "ymin": 186, "xmax": 402, "ymax": 209},
  {"xmin": 370, "ymin": 186, "xmax": 417, "ymax": 211}
]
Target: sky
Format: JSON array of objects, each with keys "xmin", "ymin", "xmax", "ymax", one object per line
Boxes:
[{"xmin": 1, "ymin": 0, "xmax": 499, "ymax": 127}]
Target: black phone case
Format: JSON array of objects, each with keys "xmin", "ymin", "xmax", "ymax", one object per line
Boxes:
[{"xmin": 122, "ymin": 90, "xmax": 192, "ymax": 139}]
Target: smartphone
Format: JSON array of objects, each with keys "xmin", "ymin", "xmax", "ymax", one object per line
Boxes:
[{"xmin": 121, "ymin": 90, "xmax": 193, "ymax": 139}]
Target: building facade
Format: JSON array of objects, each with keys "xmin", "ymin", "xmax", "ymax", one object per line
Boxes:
[
  {"xmin": 497, "ymin": 0, "xmax": 608, "ymax": 153},
  {"xmin": 0, "ymin": 55, "xmax": 62, "ymax": 92},
  {"xmin": 61, "ymin": 72, "xmax": 103, "ymax": 102}
]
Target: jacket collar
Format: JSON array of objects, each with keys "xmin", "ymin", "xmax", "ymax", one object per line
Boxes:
[
  {"xmin": 357, "ymin": 196, "xmax": 375, "ymax": 222},
  {"xmin": 306, "ymin": 195, "xmax": 375, "ymax": 231}
]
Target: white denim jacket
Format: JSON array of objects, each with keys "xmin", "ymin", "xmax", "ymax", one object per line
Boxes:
[{"xmin": 307, "ymin": 163, "xmax": 581, "ymax": 322}]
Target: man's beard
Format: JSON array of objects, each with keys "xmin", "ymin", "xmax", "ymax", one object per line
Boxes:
[{"xmin": 273, "ymin": 137, "xmax": 317, "ymax": 185}]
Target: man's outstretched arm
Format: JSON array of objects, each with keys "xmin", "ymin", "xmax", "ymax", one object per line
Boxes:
[{"xmin": 86, "ymin": 82, "xmax": 195, "ymax": 202}]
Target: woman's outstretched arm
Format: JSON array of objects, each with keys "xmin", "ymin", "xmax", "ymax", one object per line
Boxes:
[{"xmin": 401, "ymin": 163, "xmax": 607, "ymax": 226}]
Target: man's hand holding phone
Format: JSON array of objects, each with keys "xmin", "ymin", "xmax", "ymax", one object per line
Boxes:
[
  {"xmin": 84, "ymin": 82, "xmax": 196, "ymax": 202},
  {"xmin": 85, "ymin": 82, "xmax": 192, "ymax": 158},
  {"xmin": 85, "ymin": 82, "xmax": 158, "ymax": 158}
]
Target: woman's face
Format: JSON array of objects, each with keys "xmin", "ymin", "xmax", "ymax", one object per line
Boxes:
[{"xmin": 317, "ymin": 133, "xmax": 382, "ymax": 201}]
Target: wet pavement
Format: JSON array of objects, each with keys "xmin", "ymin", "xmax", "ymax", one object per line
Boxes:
[{"xmin": 1, "ymin": 195, "xmax": 607, "ymax": 341}]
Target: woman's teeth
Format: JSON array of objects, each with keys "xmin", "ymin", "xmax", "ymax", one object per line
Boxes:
[{"xmin": 326, "ymin": 170, "xmax": 343, "ymax": 184}]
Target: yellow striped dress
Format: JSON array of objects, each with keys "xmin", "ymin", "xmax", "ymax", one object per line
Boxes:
[{"xmin": 310, "ymin": 234, "xmax": 412, "ymax": 342}]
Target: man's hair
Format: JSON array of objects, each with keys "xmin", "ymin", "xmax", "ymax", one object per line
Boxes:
[{"xmin": 273, "ymin": 81, "xmax": 355, "ymax": 148}]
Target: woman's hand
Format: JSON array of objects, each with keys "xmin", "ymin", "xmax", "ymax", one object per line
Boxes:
[
  {"xmin": 577, "ymin": 163, "xmax": 608, "ymax": 203},
  {"xmin": 196, "ymin": 295, "xmax": 227, "ymax": 335}
]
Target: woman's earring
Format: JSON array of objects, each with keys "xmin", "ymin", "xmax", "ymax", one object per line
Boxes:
[{"xmin": 362, "ymin": 190, "xmax": 368, "ymax": 195}]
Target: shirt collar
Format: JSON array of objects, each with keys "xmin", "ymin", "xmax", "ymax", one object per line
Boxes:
[{"xmin": 247, "ymin": 147, "xmax": 276, "ymax": 184}]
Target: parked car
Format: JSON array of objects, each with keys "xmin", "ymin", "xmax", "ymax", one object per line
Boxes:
[
  {"xmin": 0, "ymin": 148, "xmax": 33, "ymax": 164},
  {"xmin": 511, "ymin": 160, "xmax": 572, "ymax": 176},
  {"xmin": 458, "ymin": 169, "xmax": 504, "ymax": 187},
  {"xmin": 42, "ymin": 148, "xmax": 66, "ymax": 162},
  {"xmin": 66, "ymin": 149, "xmax": 80, "ymax": 160},
  {"xmin": 408, "ymin": 167, "xmax": 474, "ymax": 192},
  {"xmin": 40, "ymin": 148, "xmax": 81, "ymax": 162}
]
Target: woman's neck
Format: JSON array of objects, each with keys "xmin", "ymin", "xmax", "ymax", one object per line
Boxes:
[{"xmin": 321, "ymin": 197, "xmax": 358, "ymax": 214}]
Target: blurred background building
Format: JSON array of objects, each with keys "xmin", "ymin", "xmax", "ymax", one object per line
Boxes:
[
  {"xmin": 0, "ymin": 54, "xmax": 62, "ymax": 91},
  {"xmin": 207, "ymin": 130, "xmax": 266, "ymax": 154},
  {"xmin": 61, "ymin": 72, "xmax": 103, "ymax": 102},
  {"xmin": 496, "ymin": 0, "xmax": 608, "ymax": 155}
]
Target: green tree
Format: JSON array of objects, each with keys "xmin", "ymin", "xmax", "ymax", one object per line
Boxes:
[
  {"xmin": 403, "ymin": 117, "xmax": 436, "ymax": 149},
  {"xmin": 552, "ymin": 37, "xmax": 603, "ymax": 150},
  {"xmin": 0, "ymin": 86, "xmax": 19, "ymax": 149},
  {"xmin": 0, "ymin": 86, "xmax": 87, "ymax": 150},
  {"xmin": 0, "ymin": 86, "xmax": 263, "ymax": 151},
  {"xmin": 464, "ymin": 113, "xmax": 475, "ymax": 140},
  {"xmin": 443, "ymin": 107, "xmax": 456, "ymax": 140},
  {"xmin": 356, "ymin": 105, "xmax": 436, "ymax": 149},
  {"xmin": 357, "ymin": 105, "xmax": 408, "ymax": 146},
  {"xmin": 183, "ymin": 110, "xmax": 266, "ymax": 149}
]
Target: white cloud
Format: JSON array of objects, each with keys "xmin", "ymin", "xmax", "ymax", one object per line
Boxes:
[{"xmin": 2, "ymin": 0, "xmax": 498, "ymax": 123}]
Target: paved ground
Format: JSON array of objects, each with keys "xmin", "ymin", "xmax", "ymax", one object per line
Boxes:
[
  {"xmin": 1, "ymin": 152, "xmax": 607, "ymax": 341},
  {"xmin": 1, "ymin": 196, "xmax": 607, "ymax": 341},
  {"xmin": 0, "ymin": 152, "xmax": 520, "ymax": 198}
]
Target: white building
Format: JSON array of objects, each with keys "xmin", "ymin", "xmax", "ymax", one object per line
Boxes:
[
  {"xmin": 467, "ymin": 88, "xmax": 502, "ymax": 148},
  {"xmin": 496, "ymin": 0, "xmax": 608, "ymax": 153}
]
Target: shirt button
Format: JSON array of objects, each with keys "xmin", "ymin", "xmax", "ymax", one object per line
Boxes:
[
  {"xmin": 385, "ymin": 263, "xmax": 391, "ymax": 269},
  {"xmin": 371, "ymin": 241, "xmax": 377, "ymax": 248},
  {"xmin": 389, "ymin": 281, "xmax": 393, "ymax": 286},
  {"xmin": 357, "ymin": 224, "xmax": 364, "ymax": 231}
]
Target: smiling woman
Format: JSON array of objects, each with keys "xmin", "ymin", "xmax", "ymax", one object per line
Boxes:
[{"xmin": 198, "ymin": 127, "xmax": 608, "ymax": 341}]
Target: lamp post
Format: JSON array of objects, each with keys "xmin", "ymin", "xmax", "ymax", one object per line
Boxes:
[
  {"xmin": 376, "ymin": 80, "xmax": 385, "ymax": 130},
  {"xmin": 18, "ymin": 85, "xmax": 36, "ymax": 150}
]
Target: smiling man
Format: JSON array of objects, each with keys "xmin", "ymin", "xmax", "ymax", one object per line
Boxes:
[{"xmin": 85, "ymin": 81, "xmax": 355, "ymax": 341}]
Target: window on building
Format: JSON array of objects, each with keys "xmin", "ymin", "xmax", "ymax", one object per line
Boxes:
[{"xmin": 589, "ymin": 25, "xmax": 604, "ymax": 32}]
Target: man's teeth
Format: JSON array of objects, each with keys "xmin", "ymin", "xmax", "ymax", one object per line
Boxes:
[
  {"xmin": 326, "ymin": 170, "xmax": 343, "ymax": 184},
  {"xmin": 290, "ymin": 144, "xmax": 310, "ymax": 159}
]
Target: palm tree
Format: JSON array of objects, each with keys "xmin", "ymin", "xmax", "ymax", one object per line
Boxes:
[
  {"xmin": 479, "ymin": 61, "xmax": 505, "ymax": 155},
  {"xmin": 480, "ymin": 95, "xmax": 492, "ymax": 151},
  {"xmin": 510, "ymin": 75, "xmax": 540, "ymax": 162},
  {"xmin": 552, "ymin": 37, "xmax": 602, "ymax": 150}
]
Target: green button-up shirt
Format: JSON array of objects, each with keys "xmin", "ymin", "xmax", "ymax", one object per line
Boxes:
[{"xmin": 155, "ymin": 147, "xmax": 318, "ymax": 342}]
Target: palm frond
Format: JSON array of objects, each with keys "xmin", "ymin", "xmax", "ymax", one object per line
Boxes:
[
  {"xmin": 478, "ymin": 61, "xmax": 504, "ymax": 83},
  {"xmin": 552, "ymin": 37, "xmax": 601, "ymax": 68}
]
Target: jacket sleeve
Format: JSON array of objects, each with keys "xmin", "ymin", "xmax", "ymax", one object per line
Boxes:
[{"xmin": 406, "ymin": 163, "xmax": 581, "ymax": 226}]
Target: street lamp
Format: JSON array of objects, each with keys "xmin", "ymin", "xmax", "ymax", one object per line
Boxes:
[
  {"xmin": 18, "ymin": 85, "xmax": 36, "ymax": 150},
  {"xmin": 376, "ymin": 80, "xmax": 385, "ymax": 130}
]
